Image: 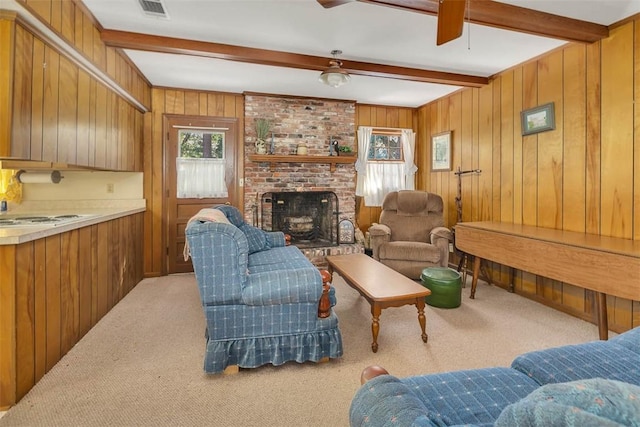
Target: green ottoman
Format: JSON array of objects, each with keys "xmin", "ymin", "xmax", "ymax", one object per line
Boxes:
[{"xmin": 420, "ymin": 267, "xmax": 462, "ymax": 308}]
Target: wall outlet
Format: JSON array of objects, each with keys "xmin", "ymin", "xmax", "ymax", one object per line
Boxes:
[
  {"xmin": 106, "ymin": 183, "xmax": 114, "ymax": 193},
  {"xmin": 449, "ymin": 242, "xmax": 454, "ymax": 253}
]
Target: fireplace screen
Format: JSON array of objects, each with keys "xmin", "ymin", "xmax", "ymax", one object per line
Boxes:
[{"xmin": 261, "ymin": 191, "xmax": 339, "ymax": 248}]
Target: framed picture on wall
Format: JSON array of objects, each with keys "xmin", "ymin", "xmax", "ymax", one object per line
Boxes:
[
  {"xmin": 431, "ymin": 131, "xmax": 452, "ymax": 172},
  {"xmin": 521, "ymin": 102, "xmax": 555, "ymax": 136}
]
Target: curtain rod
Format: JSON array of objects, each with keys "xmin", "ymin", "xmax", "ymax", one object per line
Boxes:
[
  {"xmin": 172, "ymin": 125, "xmax": 229, "ymax": 131},
  {"xmin": 361, "ymin": 126, "xmax": 414, "ymax": 133}
]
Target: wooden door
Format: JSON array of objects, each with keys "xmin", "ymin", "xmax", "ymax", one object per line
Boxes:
[{"xmin": 164, "ymin": 115, "xmax": 238, "ymax": 274}]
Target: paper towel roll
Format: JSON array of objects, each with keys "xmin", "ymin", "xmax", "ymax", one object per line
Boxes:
[{"xmin": 17, "ymin": 170, "xmax": 62, "ymax": 184}]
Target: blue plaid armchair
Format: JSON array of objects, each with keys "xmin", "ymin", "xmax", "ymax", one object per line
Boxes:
[{"xmin": 185, "ymin": 205, "xmax": 343, "ymax": 374}]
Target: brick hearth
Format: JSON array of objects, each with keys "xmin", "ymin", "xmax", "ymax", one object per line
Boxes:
[{"xmin": 300, "ymin": 244, "xmax": 364, "ymax": 269}]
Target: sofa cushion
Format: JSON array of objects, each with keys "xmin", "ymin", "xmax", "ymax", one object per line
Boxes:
[
  {"xmin": 242, "ymin": 225, "xmax": 269, "ymax": 254},
  {"xmin": 247, "ymin": 246, "xmax": 313, "ymax": 272},
  {"xmin": 214, "ymin": 204, "xmax": 272, "ymax": 254},
  {"xmin": 243, "ymin": 267, "xmax": 322, "ymax": 305},
  {"xmin": 214, "ymin": 204, "xmax": 245, "ymax": 226},
  {"xmin": 511, "ymin": 340, "xmax": 640, "ymax": 387},
  {"xmin": 495, "ymin": 378, "xmax": 640, "ymax": 427}
]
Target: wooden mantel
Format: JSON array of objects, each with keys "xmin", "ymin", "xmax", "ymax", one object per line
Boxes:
[{"xmin": 248, "ymin": 154, "xmax": 356, "ymax": 172}]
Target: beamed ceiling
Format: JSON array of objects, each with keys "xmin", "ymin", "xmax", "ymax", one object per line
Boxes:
[{"xmin": 12, "ymin": 0, "xmax": 640, "ymax": 107}]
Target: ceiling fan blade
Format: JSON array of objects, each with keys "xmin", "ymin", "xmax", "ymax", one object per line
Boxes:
[
  {"xmin": 436, "ymin": 0, "xmax": 466, "ymax": 46},
  {"xmin": 316, "ymin": 0, "xmax": 355, "ymax": 8}
]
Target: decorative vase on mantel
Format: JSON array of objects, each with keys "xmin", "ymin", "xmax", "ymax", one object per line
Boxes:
[
  {"xmin": 255, "ymin": 118, "xmax": 271, "ymax": 154},
  {"xmin": 255, "ymin": 139, "xmax": 267, "ymax": 154}
]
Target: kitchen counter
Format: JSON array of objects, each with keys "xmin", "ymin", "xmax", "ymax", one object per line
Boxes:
[{"xmin": 0, "ymin": 199, "xmax": 146, "ymax": 245}]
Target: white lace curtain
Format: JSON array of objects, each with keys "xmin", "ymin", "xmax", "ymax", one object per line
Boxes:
[
  {"xmin": 176, "ymin": 158, "xmax": 228, "ymax": 198},
  {"xmin": 355, "ymin": 126, "xmax": 417, "ymax": 206}
]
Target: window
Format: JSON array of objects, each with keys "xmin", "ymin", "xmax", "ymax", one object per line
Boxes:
[
  {"xmin": 356, "ymin": 127, "xmax": 417, "ymax": 206},
  {"xmin": 176, "ymin": 129, "xmax": 228, "ymax": 199},
  {"xmin": 179, "ymin": 130, "xmax": 224, "ymax": 159},
  {"xmin": 367, "ymin": 132, "xmax": 403, "ymax": 161}
]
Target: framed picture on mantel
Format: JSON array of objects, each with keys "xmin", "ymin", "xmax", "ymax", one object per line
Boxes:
[{"xmin": 431, "ymin": 131, "xmax": 452, "ymax": 172}]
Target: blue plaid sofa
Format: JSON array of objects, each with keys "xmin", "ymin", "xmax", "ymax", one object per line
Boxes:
[
  {"xmin": 185, "ymin": 205, "xmax": 343, "ymax": 374},
  {"xmin": 350, "ymin": 326, "xmax": 640, "ymax": 426}
]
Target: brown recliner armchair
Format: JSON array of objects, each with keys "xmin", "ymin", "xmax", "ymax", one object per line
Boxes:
[{"xmin": 368, "ymin": 191, "xmax": 451, "ymax": 279}]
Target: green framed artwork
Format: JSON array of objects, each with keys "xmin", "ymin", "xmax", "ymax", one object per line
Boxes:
[{"xmin": 521, "ymin": 102, "xmax": 555, "ymax": 136}]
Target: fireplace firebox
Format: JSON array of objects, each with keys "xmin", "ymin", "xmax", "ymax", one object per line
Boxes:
[{"xmin": 261, "ymin": 191, "xmax": 339, "ymax": 248}]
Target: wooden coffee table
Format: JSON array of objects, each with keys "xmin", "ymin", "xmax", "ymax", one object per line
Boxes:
[{"xmin": 326, "ymin": 253, "xmax": 431, "ymax": 352}]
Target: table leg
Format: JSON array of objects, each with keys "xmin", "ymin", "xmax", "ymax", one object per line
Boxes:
[
  {"xmin": 479, "ymin": 262, "xmax": 492, "ymax": 286},
  {"xmin": 508, "ymin": 266, "xmax": 514, "ymax": 293},
  {"xmin": 457, "ymin": 252, "xmax": 468, "ymax": 288},
  {"xmin": 416, "ymin": 299, "xmax": 428, "ymax": 343},
  {"xmin": 470, "ymin": 256, "xmax": 481, "ymax": 299},
  {"xmin": 371, "ymin": 304, "xmax": 381, "ymax": 353},
  {"xmin": 596, "ymin": 292, "xmax": 609, "ymax": 340}
]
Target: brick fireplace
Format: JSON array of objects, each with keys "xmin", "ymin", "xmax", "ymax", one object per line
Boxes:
[
  {"xmin": 243, "ymin": 94, "xmax": 363, "ymax": 266},
  {"xmin": 261, "ymin": 190, "xmax": 339, "ymax": 249}
]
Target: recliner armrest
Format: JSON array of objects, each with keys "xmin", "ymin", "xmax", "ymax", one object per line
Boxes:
[
  {"xmin": 430, "ymin": 226, "xmax": 452, "ymax": 268},
  {"xmin": 368, "ymin": 223, "xmax": 391, "ymax": 260},
  {"xmin": 430, "ymin": 226, "xmax": 452, "ymax": 244},
  {"xmin": 368, "ymin": 223, "xmax": 391, "ymax": 237}
]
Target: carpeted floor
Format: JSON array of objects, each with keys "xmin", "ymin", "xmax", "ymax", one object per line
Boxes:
[{"xmin": 0, "ymin": 273, "xmax": 600, "ymax": 426}]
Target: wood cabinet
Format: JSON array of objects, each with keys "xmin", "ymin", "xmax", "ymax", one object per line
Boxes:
[
  {"xmin": 0, "ymin": 213, "xmax": 144, "ymax": 409},
  {"xmin": 2, "ymin": 11, "xmax": 146, "ymax": 171}
]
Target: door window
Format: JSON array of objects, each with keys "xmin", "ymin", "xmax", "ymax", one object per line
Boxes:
[{"xmin": 176, "ymin": 129, "xmax": 228, "ymax": 198}]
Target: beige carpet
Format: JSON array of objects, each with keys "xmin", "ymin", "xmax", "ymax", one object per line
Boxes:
[{"xmin": 0, "ymin": 273, "xmax": 601, "ymax": 427}]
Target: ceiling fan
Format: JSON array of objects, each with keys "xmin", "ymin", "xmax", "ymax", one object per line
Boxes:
[{"xmin": 317, "ymin": 0, "xmax": 467, "ymax": 46}]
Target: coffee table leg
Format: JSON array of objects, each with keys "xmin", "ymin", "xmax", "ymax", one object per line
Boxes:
[
  {"xmin": 371, "ymin": 304, "xmax": 381, "ymax": 353},
  {"xmin": 416, "ymin": 299, "xmax": 428, "ymax": 343}
]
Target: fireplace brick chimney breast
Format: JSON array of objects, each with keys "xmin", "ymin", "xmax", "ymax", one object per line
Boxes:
[{"xmin": 244, "ymin": 94, "xmax": 357, "ymax": 231}]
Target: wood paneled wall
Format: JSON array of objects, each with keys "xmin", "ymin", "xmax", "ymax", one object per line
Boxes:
[
  {"xmin": 6, "ymin": 1, "xmax": 638, "ymax": 332},
  {"xmin": 415, "ymin": 19, "xmax": 640, "ymax": 333},
  {"xmin": 5, "ymin": 13, "xmax": 145, "ymax": 170},
  {"xmin": 18, "ymin": 0, "xmax": 150, "ymax": 108},
  {"xmin": 0, "ymin": 214, "xmax": 144, "ymax": 409},
  {"xmin": 0, "ymin": 15, "xmax": 14, "ymax": 154},
  {"xmin": 355, "ymin": 104, "xmax": 417, "ymax": 231},
  {"xmin": 143, "ymin": 88, "xmax": 244, "ymax": 276}
]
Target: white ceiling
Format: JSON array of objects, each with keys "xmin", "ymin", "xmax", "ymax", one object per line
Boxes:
[{"xmin": 41, "ymin": 1, "xmax": 640, "ymax": 107}]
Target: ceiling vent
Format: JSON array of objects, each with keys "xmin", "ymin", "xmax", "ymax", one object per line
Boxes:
[{"xmin": 138, "ymin": 0, "xmax": 169, "ymax": 19}]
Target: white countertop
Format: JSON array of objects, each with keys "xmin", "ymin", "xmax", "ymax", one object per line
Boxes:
[{"xmin": 0, "ymin": 200, "xmax": 146, "ymax": 245}]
